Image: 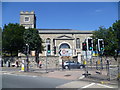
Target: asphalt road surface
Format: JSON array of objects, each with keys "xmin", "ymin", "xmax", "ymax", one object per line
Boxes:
[
  {"xmin": 2, "ymin": 74, "xmax": 72, "ymax": 88},
  {"xmin": 2, "ymin": 74, "xmax": 118, "ymax": 89}
]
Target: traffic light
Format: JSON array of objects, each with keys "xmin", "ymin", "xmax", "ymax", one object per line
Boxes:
[
  {"xmin": 88, "ymin": 39, "xmax": 93, "ymax": 51},
  {"xmin": 99, "ymin": 41, "xmax": 104, "ymax": 50},
  {"xmin": 98, "ymin": 39, "xmax": 104, "ymax": 51},
  {"xmin": 53, "ymin": 46, "xmax": 56, "ymax": 54},
  {"xmin": 82, "ymin": 42, "xmax": 87, "ymax": 51},
  {"xmin": 47, "ymin": 44, "xmax": 51, "ymax": 53}
]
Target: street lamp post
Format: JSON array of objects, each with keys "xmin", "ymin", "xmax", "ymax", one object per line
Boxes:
[{"xmin": 26, "ymin": 44, "xmax": 29, "ymax": 72}]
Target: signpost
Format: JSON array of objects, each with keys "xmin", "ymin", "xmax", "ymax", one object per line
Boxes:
[{"xmin": 59, "ymin": 49, "xmax": 72, "ymax": 70}]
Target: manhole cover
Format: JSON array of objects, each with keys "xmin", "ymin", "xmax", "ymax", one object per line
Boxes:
[{"xmin": 64, "ymin": 74, "xmax": 71, "ymax": 77}]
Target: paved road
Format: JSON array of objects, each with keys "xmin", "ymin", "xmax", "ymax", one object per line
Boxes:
[
  {"xmin": 2, "ymin": 73, "xmax": 118, "ymax": 89},
  {"xmin": 2, "ymin": 74, "xmax": 72, "ymax": 88},
  {"xmin": 56, "ymin": 80, "xmax": 118, "ymax": 88},
  {"xmin": 1, "ymin": 67, "xmax": 118, "ymax": 89}
]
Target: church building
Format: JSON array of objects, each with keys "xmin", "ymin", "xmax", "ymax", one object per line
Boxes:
[{"xmin": 20, "ymin": 11, "xmax": 93, "ymax": 64}]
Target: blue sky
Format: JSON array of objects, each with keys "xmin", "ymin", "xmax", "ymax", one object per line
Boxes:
[{"xmin": 2, "ymin": 2, "xmax": 118, "ymax": 31}]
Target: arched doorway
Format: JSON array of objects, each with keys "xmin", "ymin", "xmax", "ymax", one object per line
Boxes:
[{"xmin": 59, "ymin": 43, "xmax": 71, "ymax": 66}]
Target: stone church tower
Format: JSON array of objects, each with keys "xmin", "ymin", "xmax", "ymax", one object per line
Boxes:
[{"xmin": 20, "ymin": 11, "xmax": 36, "ymax": 29}]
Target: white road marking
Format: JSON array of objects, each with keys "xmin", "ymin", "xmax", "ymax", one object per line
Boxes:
[
  {"xmin": 32, "ymin": 76, "xmax": 37, "ymax": 78},
  {"xmin": 3, "ymin": 73, "xmax": 11, "ymax": 75},
  {"xmin": 81, "ymin": 83, "xmax": 95, "ymax": 88},
  {"xmin": 3, "ymin": 73, "xmax": 18, "ymax": 76},
  {"xmin": 79, "ymin": 76, "xmax": 85, "ymax": 79},
  {"xmin": 97, "ymin": 84, "xmax": 113, "ymax": 88},
  {"xmin": 3, "ymin": 73, "xmax": 38, "ymax": 78}
]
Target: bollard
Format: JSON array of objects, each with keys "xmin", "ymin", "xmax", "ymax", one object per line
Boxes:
[{"xmin": 21, "ymin": 60, "xmax": 25, "ymax": 72}]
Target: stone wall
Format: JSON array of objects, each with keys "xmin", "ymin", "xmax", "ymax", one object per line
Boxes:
[
  {"xmin": 2, "ymin": 56, "xmax": 59, "ymax": 69},
  {"xmin": 17, "ymin": 56, "xmax": 60, "ymax": 69},
  {"xmin": 85, "ymin": 56, "xmax": 118, "ymax": 66},
  {"xmin": 2, "ymin": 56, "xmax": 118, "ymax": 68},
  {"xmin": 39, "ymin": 56, "xmax": 59, "ymax": 69}
]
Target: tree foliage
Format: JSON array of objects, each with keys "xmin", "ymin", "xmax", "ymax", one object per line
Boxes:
[
  {"xmin": 2, "ymin": 23, "xmax": 44, "ymax": 58},
  {"xmin": 2, "ymin": 23, "xmax": 25, "ymax": 56},
  {"xmin": 112, "ymin": 20, "xmax": 120, "ymax": 50},
  {"xmin": 92, "ymin": 20, "xmax": 120, "ymax": 59},
  {"xmin": 0, "ymin": 27, "xmax": 2, "ymax": 55},
  {"xmin": 23, "ymin": 28, "xmax": 44, "ymax": 63},
  {"xmin": 23, "ymin": 28, "xmax": 44, "ymax": 53}
]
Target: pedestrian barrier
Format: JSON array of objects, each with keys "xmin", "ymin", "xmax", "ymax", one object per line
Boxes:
[{"xmin": 109, "ymin": 67, "xmax": 118, "ymax": 80}]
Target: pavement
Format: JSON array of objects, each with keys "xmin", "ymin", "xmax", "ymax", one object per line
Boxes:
[{"xmin": 1, "ymin": 67, "xmax": 119, "ymax": 88}]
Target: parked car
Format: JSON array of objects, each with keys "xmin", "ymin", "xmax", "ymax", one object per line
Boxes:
[{"xmin": 62, "ymin": 61, "xmax": 85, "ymax": 69}]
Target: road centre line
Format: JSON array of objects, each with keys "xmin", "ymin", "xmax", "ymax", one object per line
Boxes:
[
  {"xmin": 81, "ymin": 83, "xmax": 95, "ymax": 88},
  {"xmin": 97, "ymin": 84, "xmax": 113, "ymax": 88}
]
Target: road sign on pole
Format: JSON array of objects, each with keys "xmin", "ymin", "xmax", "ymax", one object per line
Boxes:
[
  {"xmin": 82, "ymin": 51, "xmax": 92, "ymax": 60},
  {"xmin": 59, "ymin": 49, "xmax": 72, "ymax": 56}
]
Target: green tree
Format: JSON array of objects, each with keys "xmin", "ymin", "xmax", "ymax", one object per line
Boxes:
[
  {"xmin": 92, "ymin": 20, "xmax": 119, "ymax": 60},
  {"xmin": 2, "ymin": 23, "xmax": 25, "ymax": 56},
  {"xmin": 92, "ymin": 26, "xmax": 108, "ymax": 51},
  {"xmin": 23, "ymin": 28, "xmax": 44, "ymax": 63},
  {"xmin": 0, "ymin": 27, "xmax": 2, "ymax": 55},
  {"xmin": 104, "ymin": 27, "xmax": 118, "ymax": 57},
  {"xmin": 112, "ymin": 20, "xmax": 120, "ymax": 51}
]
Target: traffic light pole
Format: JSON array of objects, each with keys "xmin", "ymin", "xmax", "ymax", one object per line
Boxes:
[
  {"xmin": 100, "ymin": 51, "xmax": 103, "ymax": 74},
  {"xmin": 82, "ymin": 39, "xmax": 91, "ymax": 77},
  {"xmin": 83, "ymin": 50, "xmax": 91, "ymax": 77},
  {"xmin": 46, "ymin": 43, "xmax": 48, "ymax": 73},
  {"xmin": 90, "ymin": 55, "xmax": 93, "ymax": 69},
  {"xmin": 85, "ymin": 50, "xmax": 88, "ymax": 77}
]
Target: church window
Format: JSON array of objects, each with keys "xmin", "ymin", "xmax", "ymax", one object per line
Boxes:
[
  {"xmin": 46, "ymin": 38, "xmax": 51, "ymax": 43},
  {"xmin": 24, "ymin": 16, "xmax": 30, "ymax": 22},
  {"xmin": 76, "ymin": 38, "xmax": 80, "ymax": 49},
  {"xmin": 59, "ymin": 43, "xmax": 70, "ymax": 49}
]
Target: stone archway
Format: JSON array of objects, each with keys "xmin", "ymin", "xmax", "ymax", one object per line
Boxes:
[{"xmin": 59, "ymin": 43, "xmax": 70, "ymax": 49}]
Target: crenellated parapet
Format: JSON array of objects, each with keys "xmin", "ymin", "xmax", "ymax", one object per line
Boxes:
[{"xmin": 20, "ymin": 11, "xmax": 35, "ymax": 15}]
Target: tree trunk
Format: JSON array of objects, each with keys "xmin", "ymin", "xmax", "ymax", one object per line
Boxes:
[
  {"xmin": 35, "ymin": 50, "xmax": 39, "ymax": 66},
  {"xmin": 10, "ymin": 50, "xmax": 12, "ymax": 57}
]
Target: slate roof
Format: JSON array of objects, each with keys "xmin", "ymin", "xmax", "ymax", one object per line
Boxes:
[{"xmin": 38, "ymin": 29, "xmax": 93, "ymax": 34}]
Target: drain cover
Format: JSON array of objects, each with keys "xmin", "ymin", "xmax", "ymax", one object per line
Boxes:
[{"xmin": 64, "ymin": 74, "xmax": 71, "ymax": 77}]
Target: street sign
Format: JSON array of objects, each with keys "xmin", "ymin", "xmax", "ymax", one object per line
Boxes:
[
  {"xmin": 92, "ymin": 51, "xmax": 99, "ymax": 56},
  {"xmin": 59, "ymin": 49, "xmax": 72, "ymax": 56},
  {"xmin": 82, "ymin": 51, "xmax": 92, "ymax": 60}
]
